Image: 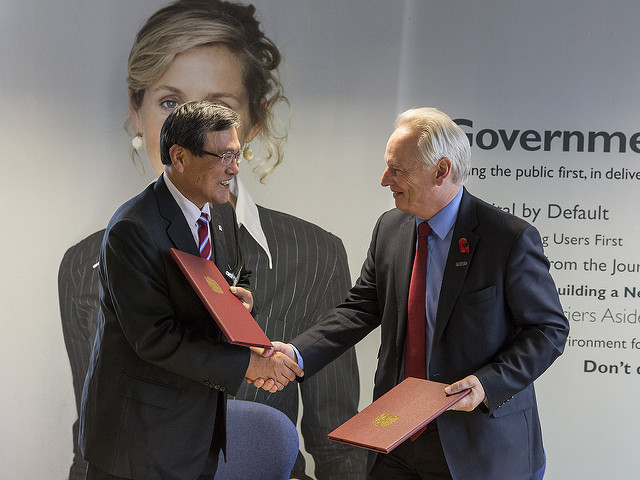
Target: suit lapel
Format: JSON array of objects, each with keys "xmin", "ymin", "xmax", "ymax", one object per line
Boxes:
[
  {"xmin": 154, "ymin": 175, "xmax": 199, "ymax": 256},
  {"xmin": 394, "ymin": 215, "xmax": 417, "ymax": 366},
  {"xmin": 433, "ymin": 188, "xmax": 478, "ymax": 346}
]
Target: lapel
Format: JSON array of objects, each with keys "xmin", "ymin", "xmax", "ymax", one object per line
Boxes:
[
  {"xmin": 394, "ymin": 214, "xmax": 417, "ymax": 363},
  {"xmin": 153, "ymin": 175, "xmax": 199, "ymax": 256},
  {"xmin": 432, "ymin": 188, "xmax": 478, "ymax": 346},
  {"xmin": 153, "ymin": 177, "xmax": 239, "ymax": 285}
]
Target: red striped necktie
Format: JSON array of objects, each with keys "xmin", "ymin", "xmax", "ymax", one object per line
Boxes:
[{"xmin": 197, "ymin": 212, "xmax": 212, "ymax": 260}]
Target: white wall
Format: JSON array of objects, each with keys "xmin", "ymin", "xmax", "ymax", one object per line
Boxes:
[{"xmin": 1, "ymin": 1, "xmax": 638, "ymax": 478}]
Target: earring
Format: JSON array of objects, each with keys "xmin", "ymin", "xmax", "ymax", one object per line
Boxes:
[
  {"xmin": 243, "ymin": 144, "xmax": 254, "ymax": 161},
  {"xmin": 132, "ymin": 133, "xmax": 144, "ymax": 150}
]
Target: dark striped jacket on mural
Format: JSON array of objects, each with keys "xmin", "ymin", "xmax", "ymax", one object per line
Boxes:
[{"xmin": 234, "ymin": 205, "xmax": 366, "ymax": 480}]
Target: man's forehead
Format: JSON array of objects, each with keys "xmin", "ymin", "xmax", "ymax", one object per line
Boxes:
[{"xmin": 385, "ymin": 144, "xmax": 419, "ymax": 169}]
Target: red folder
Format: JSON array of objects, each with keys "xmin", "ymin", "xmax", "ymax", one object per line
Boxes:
[
  {"xmin": 328, "ymin": 378, "xmax": 470, "ymax": 453},
  {"xmin": 170, "ymin": 248, "xmax": 272, "ymax": 348}
]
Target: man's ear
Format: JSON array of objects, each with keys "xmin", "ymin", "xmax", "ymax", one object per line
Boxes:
[
  {"xmin": 435, "ymin": 157, "xmax": 453, "ymax": 183},
  {"xmin": 169, "ymin": 144, "xmax": 186, "ymax": 173}
]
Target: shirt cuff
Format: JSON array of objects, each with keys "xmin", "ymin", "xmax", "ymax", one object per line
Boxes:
[{"xmin": 289, "ymin": 343, "xmax": 304, "ymax": 370}]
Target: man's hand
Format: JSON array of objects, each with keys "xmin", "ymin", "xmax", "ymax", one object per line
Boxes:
[
  {"xmin": 247, "ymin": 342, "xmax": 298, "ymax": 390},
  {"xmin": 245, "ymin": 346, "xmax": 303, "ymax": 393},
  {"xmin": 230, "ymin": 286, "xmax": 253, "ymax": 312},
  {"xmin": 262, "ymin": 341, "xmax": 296, "ymax": 361},
  {"xmin": 445, "ymin": 374, "xmax": 486, "ymax": 412}
]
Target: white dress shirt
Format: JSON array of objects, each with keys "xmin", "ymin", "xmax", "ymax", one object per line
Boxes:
[{"xmin": 229, "ymin": 176, "xmax": 273, "ymax": 268}]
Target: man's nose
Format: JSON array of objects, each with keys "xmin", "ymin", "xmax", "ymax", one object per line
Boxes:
[
  {"xmin": 227, "ymin": 161, "xmax": 240, "ymax": 175},
  {"xmin": 381, "ymin": 167, "xmax": 392, "ymax": 186}
]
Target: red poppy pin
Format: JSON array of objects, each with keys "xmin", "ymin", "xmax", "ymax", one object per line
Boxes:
[{"xmin": 459, "ymin": 238, "xmax": 469, "ymax": 253}]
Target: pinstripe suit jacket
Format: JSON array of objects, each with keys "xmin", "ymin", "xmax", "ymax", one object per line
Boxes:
[
  {"xmin": 233, "ymin": 205, "xmax": 366, "ymax": 480},
  {"xmin": 291, "ymin": 188, "xmax": 570, "ymax": 480},
  {"xmin": 59, "ymin": 229, "xmax": 104, "ymax": 480}
]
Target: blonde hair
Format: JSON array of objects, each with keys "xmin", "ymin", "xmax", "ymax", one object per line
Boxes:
[{"xmin": 128, "ymin": 0, "xmax": 288, "ymax": 181}]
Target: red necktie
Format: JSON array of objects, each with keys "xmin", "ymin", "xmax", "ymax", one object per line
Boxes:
[
  {"xmin": 404, "ymin": 221, "xmax": 431, "ymax": 380},
  {"xmin": 197, "ymin": 212, "xmax": 212, "ymax": 260}
]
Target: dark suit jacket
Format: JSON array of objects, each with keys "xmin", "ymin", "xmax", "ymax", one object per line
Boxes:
[
  {"xmin": 234, "ymin": 206, "xmax": 366, "ymax": 480},
  {"xmin": 61, "ymin": 200, "xmax": 365, "ymax": 480},
  {"xmin": 291, "ymin": 188, "xmax": 569, "ymax": 480},
  {"xmin": 79, "ymin": 175, "xmax": 251, "ymax": 480}
]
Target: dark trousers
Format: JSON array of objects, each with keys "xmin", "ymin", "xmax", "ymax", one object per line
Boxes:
[
  {"xmin": 87, "ymin": 453, "xmax": 219, "ymax": 480},
  {"xmin": 368, "ymin": 423, "xmax": 452, "ymax": 480},
  {"xmin": 367, "ymin": 423, "xmax": 548, "ymax": 480}
]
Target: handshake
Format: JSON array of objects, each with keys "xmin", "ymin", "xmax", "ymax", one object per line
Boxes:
[
  {"xmin": 232, "ymin": 288, "xmax": 302, "ymax": 393},
  {"xmin": 245, "ymin": 342, "xmax": 303, "ymax": 394}
]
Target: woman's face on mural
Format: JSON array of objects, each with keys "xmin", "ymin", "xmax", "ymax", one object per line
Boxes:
[{"xmin": 130, "ymin": 44, "xmax": 261, "ymax": 175}]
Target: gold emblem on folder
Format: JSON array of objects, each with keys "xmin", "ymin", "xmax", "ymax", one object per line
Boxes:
[
  {"xmin": 205, "ymin": 276, "xmax": 223, "ymax": 294},
  {"xmin": 373, "ymin": 413, "xmax": 399, "ymax": 427}
]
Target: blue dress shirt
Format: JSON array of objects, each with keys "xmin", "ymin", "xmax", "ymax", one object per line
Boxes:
[{"xmin": 416, "ymin": 188, "xmax": 463, "ymax": 378}]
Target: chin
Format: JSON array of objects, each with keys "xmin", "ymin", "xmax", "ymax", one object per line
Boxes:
[
  {"xmin": 394, "ymin": 199, "xmax": 408, "ymax": 212},
  {"xmin": 216, "ymin": 192, "xmax": 231, "ymax": 204}
]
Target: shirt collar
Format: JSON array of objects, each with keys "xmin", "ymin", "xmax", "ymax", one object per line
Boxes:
[
  {"xmin": 416, "ymin": 187, "xmax": 463, "ymax": 240},
  {"xmin": 230, "ymin": 176, "xmax": 273, "ymax": 268},
  {"xmin": 163, "ymin": 173, "xmax": 210, "ymax": 228}
]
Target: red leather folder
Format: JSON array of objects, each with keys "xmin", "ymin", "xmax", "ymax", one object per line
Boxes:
[
  {"xmin": 328, "ymin": 378, "xmax": 470, "ymax": 453},
  {"xmin": 170, "ymin": 248, "xmax": 272, "ymax": 348}
]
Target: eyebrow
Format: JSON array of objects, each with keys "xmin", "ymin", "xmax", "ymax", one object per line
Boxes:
[
  {"xmin": 152, "ymin": 85, "xmax": 242, "ymax": 103},
  {"xmin": 385, "ymin": 160, "xmax": 401, "ymax": 170}
]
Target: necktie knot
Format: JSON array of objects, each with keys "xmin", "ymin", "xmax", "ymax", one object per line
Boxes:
[
  {"xmin": 418, "ymin": 221, "xmax": 431, "ymax": 238},
  {"xmin": 197, "ymin": 212, "xmax": 210, "ymax": 228}
]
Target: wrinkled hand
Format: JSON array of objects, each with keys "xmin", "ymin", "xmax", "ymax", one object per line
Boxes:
[
  {"xmin": 230, "ymin": 286, "xmax": 253, "ymax": 312},
  {"xmin": 445, "ymin": 374, "xmax": 486, "ymax": 412},
  {"xmin": 245, "ymin": 345, "xmax": 303, "ymax": 393}
]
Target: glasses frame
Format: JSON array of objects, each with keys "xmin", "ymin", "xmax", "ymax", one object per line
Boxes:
[{"xmin": 202, "ymin": 149, "xmax": 242, "ymax": 166}]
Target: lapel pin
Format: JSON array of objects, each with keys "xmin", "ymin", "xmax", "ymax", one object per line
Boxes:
[
  {"xmin": 459, "ymin": 238, "xmax": 469, "ymax": 253},
  {"xmin": 218, "ymin": 225, "xmax": 223, "ymax": 231},
  {"xmin": 456, "ymin": 261, "xmax": 468, "ymax": 267}
]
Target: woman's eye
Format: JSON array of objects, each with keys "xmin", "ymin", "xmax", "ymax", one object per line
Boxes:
[{"xmin": 161, "ymin": 99, "xmax": 179, "ymax": 110}]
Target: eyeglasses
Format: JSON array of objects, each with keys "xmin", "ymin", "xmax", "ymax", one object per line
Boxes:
[{"xmin": 202, "ymin": 150, "xmax": 242, "ymax": 166}]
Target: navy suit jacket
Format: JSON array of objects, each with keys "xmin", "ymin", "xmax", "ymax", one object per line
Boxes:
[
  {"xmin": 79, "ymin": 175, "xmax": 251, "ymax": 480},
  {"xmin": 291, "ymin": 188, "xmax": 569, "ymax": 480}
]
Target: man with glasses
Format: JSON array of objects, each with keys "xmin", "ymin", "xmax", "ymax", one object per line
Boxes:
[{"xmin": 79, "ymin": 101, "xmax": 303, "ymax": 480}]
